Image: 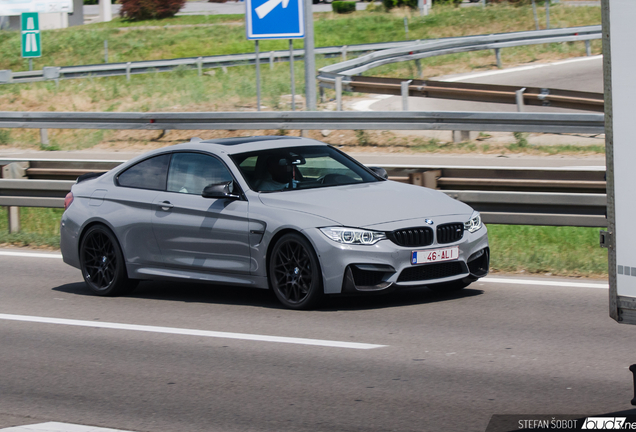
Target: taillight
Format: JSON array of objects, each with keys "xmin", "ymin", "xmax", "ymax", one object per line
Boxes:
[{"xmin": 64, "ymin": 192, "xmax": 74, "ymax": 210}]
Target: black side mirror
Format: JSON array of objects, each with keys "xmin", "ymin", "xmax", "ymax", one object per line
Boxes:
[
  {"xmin": 202, "ymin": 181, "xmax": 240, "ymax": 200},
  {"xmin": 369, "ymin": 166, "xmax": 388, "ymax": 180}
]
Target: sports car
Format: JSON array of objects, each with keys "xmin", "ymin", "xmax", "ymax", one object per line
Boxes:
[{"xmin": 60, "ymin": 136, "xmax": 489, "ymax": 309}]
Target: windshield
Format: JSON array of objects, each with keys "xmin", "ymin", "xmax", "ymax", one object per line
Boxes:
[{"xmin": 231, "ymin": 145, "xmax": 381, "ymax": 193}]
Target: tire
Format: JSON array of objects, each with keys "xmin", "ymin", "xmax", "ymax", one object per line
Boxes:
[
  {"xmin": 428, "ymin": 279, "xmax": 470, "ymax": 294},
  {"xmin": 79, "ymin": 225, "xmax": 138, "ymax": 296},
  {"xmin": 269, "ymin": 233, "xmax": 323, "ymax": 310}
]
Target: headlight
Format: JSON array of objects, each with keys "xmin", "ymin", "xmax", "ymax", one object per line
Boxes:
[
  {"xmin": 320, "ymin": 227, "xmax": 386, "ymax": 245},
  {"xmin": 464, "ymin": 211, "xmax": 482, "ymax": 233}
]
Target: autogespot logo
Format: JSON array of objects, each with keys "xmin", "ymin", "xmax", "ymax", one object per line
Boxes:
[{"xmin": 582, "ymin": 417, "xmax": 628, "ymax": 429}]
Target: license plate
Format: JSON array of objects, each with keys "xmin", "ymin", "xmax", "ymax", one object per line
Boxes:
[{"xmin": 411, "ymin": 246, "xmax": 459, "ymax": 265}]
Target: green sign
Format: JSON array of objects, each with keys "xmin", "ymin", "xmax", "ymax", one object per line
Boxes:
[{"xmin": 21, "ymin": 12, "xmax": 41, "ymax": 58}]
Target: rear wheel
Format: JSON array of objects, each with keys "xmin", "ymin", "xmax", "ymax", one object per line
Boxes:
[
  {"xmin": 269, "ymin": 233, "xmax": 323, "ymax": 310},
  {"xmin": 80, "ymin": 225, "xmax": 138, "ymax": 296}
]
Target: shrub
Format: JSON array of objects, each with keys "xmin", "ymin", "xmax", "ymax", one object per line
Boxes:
[
  {"xmin": 381, "ymin": 0, "xmax": 417, "ymax": 10},
  {"xmin": 332, "ymin": 1, "xmax": 356, "ymax": 13},
  {"xmin": 365, "ymin": 1, "xmax": 384, "ymax": 11},
  {"xmin": 83, "ymin": 0, "xmax": 116, "ymax": 4},
  {"xmin": 119, "ymin": 0, "xmax": 186, "ymax": 20},
  {"xmin": 382, "ymin": 0, "xmax": 460, "ymax": 8}
]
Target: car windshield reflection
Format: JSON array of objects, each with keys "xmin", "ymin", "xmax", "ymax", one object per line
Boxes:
[{"xmin": 231, "ymin": 145, "xmax": 380, "ymax": 192}]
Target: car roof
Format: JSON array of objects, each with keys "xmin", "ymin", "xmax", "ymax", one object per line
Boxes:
[
  {"xmin": 116, "ymin": 136, "xmax": 332, "ymax": 170},
  {"xmin": 168, "ymin": 136, "xmax": 328, "ymax": 155}
]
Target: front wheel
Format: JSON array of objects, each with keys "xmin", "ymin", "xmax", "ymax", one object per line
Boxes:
[
  {"xmin": 79, "ymin": 225, "xmax": 138, "ymax": 296},
  {"xmin": 269, "ymin": 233, "xmax": 323, "ymax": 310}
]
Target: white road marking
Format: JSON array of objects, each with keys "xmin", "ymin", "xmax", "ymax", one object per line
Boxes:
[
  {"xmin": 441, "ymin": 55, "xmax": 602, "ymax": 82},
  {"xmin": 0, "ymin": 422, "xmax": 135, "ymax": 432},
  {"xmin": 482, "ymin": 276, "xmax": 608, "ymax": 289},
  {"xmin": 0, "ymin": 313, "xmax": 386, "ymax": 350},
  {"xmin": 0, "ymin": 251, "xmax": 62, "ymax": 259}
]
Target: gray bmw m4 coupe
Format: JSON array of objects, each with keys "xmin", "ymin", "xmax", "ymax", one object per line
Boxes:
[{"xmin": 60, "ymin": 136, "xmax": 489, "ymax": 309}]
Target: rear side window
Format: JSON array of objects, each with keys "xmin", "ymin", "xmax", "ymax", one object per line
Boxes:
[
  {"xmin": 117, "ymin": 154, "xmax": 170, "ymax": 190},
  {"xmin": 167, "ymin": 152, "xmax": 234, "ymax": 195}
]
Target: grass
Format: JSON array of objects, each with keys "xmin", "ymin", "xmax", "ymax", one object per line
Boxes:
[
  {"xmin": 0, "ymin": 207, "xmax": 63, "ymax": 248},
  {"xmin": 0, "ymin": 207, "xmax": 608, "ymax": 277},
  {"xmin": 488, "ymin": 224, "xmax": 607, "ymax": 277},
  {"xmin": 0, "ymin": 4, "xmax": 601, "ymax": 71}
]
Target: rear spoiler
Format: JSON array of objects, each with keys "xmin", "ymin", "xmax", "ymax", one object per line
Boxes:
[{"xmin": 76, "ymin": 172, "xmax": 105, "ymax": 183}]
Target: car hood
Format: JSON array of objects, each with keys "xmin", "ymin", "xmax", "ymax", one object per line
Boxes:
[{"xmin": 258, "ymin": 181, "xmax": 473, "ymax": 228}]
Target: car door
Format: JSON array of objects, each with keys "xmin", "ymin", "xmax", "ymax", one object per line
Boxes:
[
  {"xmin": 151, "ymin": 152, "xmax": 251, "ymax": 274},
  {"xmin": 113, "ymin": 153, "xmax": 171, "ymax": 267}
]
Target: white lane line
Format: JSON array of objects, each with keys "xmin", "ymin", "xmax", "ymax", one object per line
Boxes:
[
  {"xmin": 441, "ymin": 55, "xmax": 603, "ymax": 82},
  {"xmin": 482, "ymin": 276, "xmax": 608, "ymax": 289},
  {"xmin": 0, "ymin": 251, "xmax": 62, "ymax": 259},
  {"xmin": 0, "ymin": 313, "xmax": 386, "ymax": 350},
  {"xmin": 0, "ymin": 422, "xmax": 135, "ymax": 432}
]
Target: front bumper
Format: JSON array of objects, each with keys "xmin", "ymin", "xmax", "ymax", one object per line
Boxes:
[{"xmin": 305, "ymin": 224, "xmax": 489, "ymax": 295}]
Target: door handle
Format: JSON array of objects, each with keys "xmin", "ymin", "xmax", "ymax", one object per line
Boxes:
[{"xmin": 159, "ymin": 201, "xmax": 174, "ymax": 211}]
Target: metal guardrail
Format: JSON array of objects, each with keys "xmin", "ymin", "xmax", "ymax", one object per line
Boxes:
[
  {"xmin": 0, "ymin": 179, "xmax": 74, "ymax": 208},
  {"xmin": 381, "ymin": 165, "xmax": 607, "ymax": 193},
  {"xmin": 0, "ymin": 159, "xmax": 608, "ymax": 227},
  {"xmin": 0, "ymin": 107, "xmax": 606, "ymax": 228},
  {"xmin": 385, "ymin": 165, "xmax": 607, "ymax": 227},
  {"xmin": 448, "ymin": 190, "xmax": 607, "ymax": 228},
  {"xmin": 316, "ymin": 26, "xmax": 603, "ymax": 111},
  {"xmin": 0, "ymin": 26, "xmax": 601, "ymax": 84},
  {"xmin": 318, "ymin": 26, "xmax": 601, "ymax": 79},
  {"xmin": 345, "ymin": 76, "xmax": 605, "ymax": 112},
  {"xmin": 0, "ymin": 38, "xmax": 479, "ymax": 84},
  {"xmin": 0, "ymin": 111, "xmax": 605, "ymax": 134}
]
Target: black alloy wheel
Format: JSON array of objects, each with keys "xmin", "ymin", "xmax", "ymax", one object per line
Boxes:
[
  {"xmin": 80, "ymin": 225, "xmax": 137, "ymax": 296},
  {"xmin": 269, "ymin": 233, "xmax": 323, "ymax": 310}
]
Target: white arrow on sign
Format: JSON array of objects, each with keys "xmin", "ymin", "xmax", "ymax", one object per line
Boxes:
[{"xmin": 255, "ymin": 0, "xmax": 290, "ymax": 19}]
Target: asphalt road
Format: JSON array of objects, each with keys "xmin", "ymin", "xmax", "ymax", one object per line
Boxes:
[{"xmin": 0, "ymin": 249, "xmax": 632, "ymax": 432}]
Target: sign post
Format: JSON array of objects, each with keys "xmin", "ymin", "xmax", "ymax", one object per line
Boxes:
[
  {"xmin": 245, "ymin": 0, "xmax": 306, "ymax": 111},
  {"xmin": 21, "ymin": 12, "xmax": 41, "ymax": 71},
  {"xmin": 303, "ymin": 0, "xmax": 316, "ymax": 111}
]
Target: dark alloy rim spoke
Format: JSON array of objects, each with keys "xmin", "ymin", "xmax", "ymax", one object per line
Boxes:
[
  {"xmin": 274, "ymin": 240, "xmax": 313, "ymax": 304},
  {"xmin": 83, "ymin": 232, "xmax": 117, "ymax": 290}
]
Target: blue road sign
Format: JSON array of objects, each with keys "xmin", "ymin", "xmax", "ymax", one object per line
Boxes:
[{"xmin": 246, "ymin": 0, "xmax": 304, "ymax": 40}]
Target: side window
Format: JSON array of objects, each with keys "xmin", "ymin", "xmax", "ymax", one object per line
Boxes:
[
  {"xmin": 117, "ymin": 154, "xmax": 170, "ymax": 191},
  {"xmin": 167, "ymin": 153, "xmax": 233, "ymax": 195}
]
